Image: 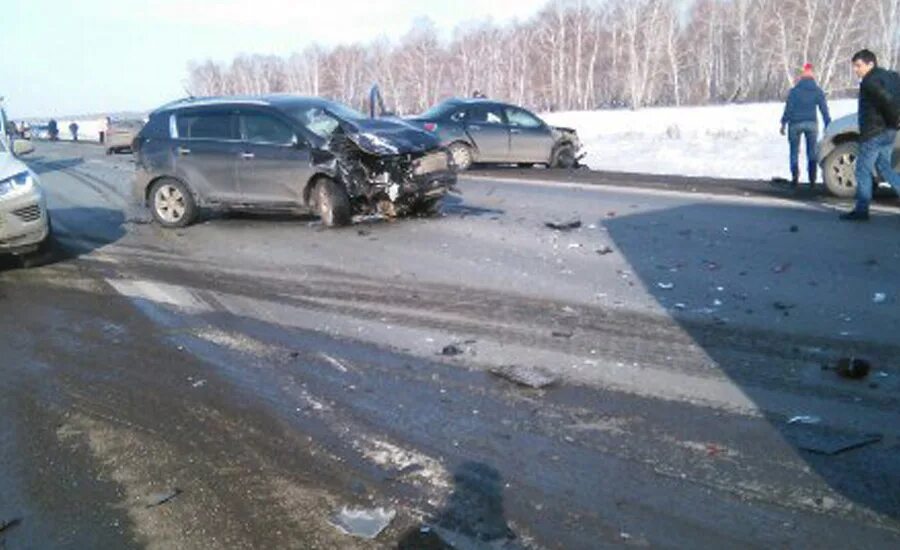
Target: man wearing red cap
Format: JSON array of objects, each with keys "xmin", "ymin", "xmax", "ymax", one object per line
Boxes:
[{"xmin": 780, "ymin": 63, "xmax": 831, "ymax": 186}]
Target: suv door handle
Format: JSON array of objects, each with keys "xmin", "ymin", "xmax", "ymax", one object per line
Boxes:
[
  {"xmin": 510, "ymin": 128, "xmax": 522, "ymax": 134},
  {"xmin": 240, "ymin": 152, "xmax": 255, "ymax": 160},
  {"xmin": 176, "ymin": 147, "xmax": 191, "ymax": 156}
]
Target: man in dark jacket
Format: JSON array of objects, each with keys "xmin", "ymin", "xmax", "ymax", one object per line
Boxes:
[
  {"xmin": 781, "ymin": 63, "xmax": 831, "ymax": 186},
  {"xmin": 841, "ymin": 49, "xmax": 900, "ymax": 221}
]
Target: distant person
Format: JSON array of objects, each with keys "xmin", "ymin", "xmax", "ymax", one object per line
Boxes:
[
  {"xmin": 841, "ymin": 49, "xmax": 900, "ymax": 221},
  {"xmin": 780, "ymin": 63, "xmax": 831, "ymax": 187},
  {"xmin": 48, "ymin": 119, "xmax": 59, "ymax": 141},
  {"xmin": 69, "ymin": 121, "xmax": 79, "ymax": 142}
]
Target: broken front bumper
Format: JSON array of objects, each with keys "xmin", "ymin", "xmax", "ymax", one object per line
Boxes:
[{"xmin": 0, "ymin": 187, "xmax": 50, "ymax": 254}]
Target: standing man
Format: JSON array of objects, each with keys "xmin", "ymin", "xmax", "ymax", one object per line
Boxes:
[
  {"xmin": 781, "ymin": 63, "xmax": 831, "ymax": 186},
  {"xmin": 841, "ymin": 49, "xmax": 900, "ymax": 221},
  {"xmin": 69, "ymin": 121, "xmax": 79, "ymax": 142}
]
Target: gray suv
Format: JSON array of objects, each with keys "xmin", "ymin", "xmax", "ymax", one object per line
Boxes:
[{"xmin": 133, "ymin": 96, "xmax": 456, "ymax": 228}]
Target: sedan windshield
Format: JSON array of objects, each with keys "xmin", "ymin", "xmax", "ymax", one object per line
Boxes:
[{"xmin": 285, "ymin": 102, "xmax": 366, "ymax": 140}]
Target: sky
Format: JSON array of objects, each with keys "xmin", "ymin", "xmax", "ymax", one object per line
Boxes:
[{"xmin": 2, "ymin": 0, "xmax": 548, "ymax": 118}]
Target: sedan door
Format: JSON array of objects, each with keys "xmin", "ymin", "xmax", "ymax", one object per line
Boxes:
[
  {"xmin": 505, "ymin": 107, "xmax": 555, "ymax": 164},
  {"xmin": 172, "ymin": 109, "xmax": 242, "ymax": 203},
  {"xmin": 464, "ymin": 104, "xmax": 510, "ymax": 162},
  {"xmin": 236, "ymin": 110, "xmax": 311, "ymax": 207}
]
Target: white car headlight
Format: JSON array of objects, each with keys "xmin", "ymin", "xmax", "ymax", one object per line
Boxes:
[{"xmin": 0, "ymin": 171, "xmax": 35, "ymax": 198}]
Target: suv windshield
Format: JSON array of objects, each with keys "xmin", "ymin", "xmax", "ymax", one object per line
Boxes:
[{"xmin": 285, "ymin": 102, "xmax": 366, "ymax": 140}]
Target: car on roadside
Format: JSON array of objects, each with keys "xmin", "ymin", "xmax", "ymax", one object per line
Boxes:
[
  {"xmin": 0, "ymin": 107, "xmax": 52, "ymax": 261},
  {"xmin": 106, "ymin": 119, "xmax": 144, "ymax": 155},
  {"xmin": 407, "ymin": 98, "xmax": 584, "ymax": 171},
  {"xmin": 133, "ymin": 95, "xmax": 456, "ymax": 228},
  {"xmin": 817, "ymin": 113, "xmax": 899, "ymax": 197}
]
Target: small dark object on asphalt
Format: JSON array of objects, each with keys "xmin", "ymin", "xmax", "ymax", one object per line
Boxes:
[
  {"xmin": 836, "ymin": 358, "xmax": 872, "ymax": 380},
  {"xmin": 289, "ymin": 351, "xmax": 300, "ymax": 359},
  {"xmin": 771, "ymin": 177, "xmax": 791, "ymax": 185},
  {"xmin": 489, "ymin": 365, "xmax": 558, "ymax": 389},
  {"xmin": 596, "ymin": 246, "xmax": 614, "ymax": 256},
  {"xmin": 398, "ymin": 525, "xmax": 453, "ymax": 549},
  {"xmin": 552, "ymin": 331, "xmax": 574, "ymax": 339},
  {"xmin": 357, "ymin": 229, "xmax": 372, "ymax": 237},
  {"xmin": 790, "ymin": 429, "xmax": 882, "ymax": 456},
  {"xmin": 790, "ymin": 225, "xmax": 799, "ymax": 233},
  {"xmin": 441, "ymin": 344, "xmax": 464, "ymax": 357},
  {"xmin": 773, "ymin": 302, "xmax": 796, "ymax": 311},
  {"xmin": 146, "ymin": 488, "xmax": 182, "ymax": 508},
  {"xmin": 545, "ymin": 219, "xmax": 582, "ymax": 231},
  {"xmin": 0, "ymin": 517, "xmax": 22, "ymax": 534},
  {"xmin": 864, "ymin": 258, "xmax": 879, "ymax": 267}
]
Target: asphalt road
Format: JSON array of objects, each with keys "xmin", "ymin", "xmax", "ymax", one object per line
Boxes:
[{"xmin": 1, "ymin": 141, "xmax": 899, "ymax": 549}]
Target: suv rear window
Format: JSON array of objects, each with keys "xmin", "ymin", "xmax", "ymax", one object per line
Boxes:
[{"xmin": 176, "ymin": 112, "xmax": 235, "ymax": 140}]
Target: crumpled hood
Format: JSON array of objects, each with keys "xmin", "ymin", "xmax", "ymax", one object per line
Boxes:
[
  {"xmin": 0, "ymin": 152, "xmax": 30, "ymax": 181},
  {"xmin": 342, "ymin": 118, "xmax": 442, "ymax": 156}
]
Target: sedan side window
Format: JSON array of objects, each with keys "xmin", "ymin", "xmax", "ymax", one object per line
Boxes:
[
  {"xmin": 467, "ymin": 105, "xmax": 506, "ymax": 126},
  {"xmin": 176, "ymin": 112, "xmax": 235, "ymax": 140},
  {"xmin": 241, "ymin": 113, "xmax": 295, "ymax": 146},
  {"xmin": 450, "ymin": 109, "xmax": 467, "ymax": 122},
  {"xmin": 505, "ymin": 108, "xmax": 544, "ymax": 129}
]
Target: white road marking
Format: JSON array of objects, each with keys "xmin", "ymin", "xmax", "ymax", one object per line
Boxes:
[{"xmin": 105, "ymin": 278, "xmax": 211, "ymax": 312}]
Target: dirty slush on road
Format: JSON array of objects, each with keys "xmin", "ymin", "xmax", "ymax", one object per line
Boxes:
[{"xmin": 1, "ymin": 142, "xmax": 900, "ymax": 549}]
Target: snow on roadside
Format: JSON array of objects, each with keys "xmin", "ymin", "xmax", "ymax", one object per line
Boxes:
[{"xmin": 542, "ymin": 99, "xmax": 857, "ymax": 181}]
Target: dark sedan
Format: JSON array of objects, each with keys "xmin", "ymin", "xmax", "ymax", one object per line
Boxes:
[{"xmin": 408, "ymin": 99, "xmax": 583, "ymax": 170}]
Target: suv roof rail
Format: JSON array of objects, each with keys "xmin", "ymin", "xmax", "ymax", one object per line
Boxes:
[{"xmin": 150, "ymin": 96, "xmax": 273, "ymax": 114}]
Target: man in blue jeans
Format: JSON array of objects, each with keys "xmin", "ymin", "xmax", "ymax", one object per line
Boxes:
[
  {"xmin": 781, "ymin": 63, "xmax": 831, "ymax": 186},
  {"xmin": 842, "ymin": 49, "xmax": 900, "ymax": 221}
]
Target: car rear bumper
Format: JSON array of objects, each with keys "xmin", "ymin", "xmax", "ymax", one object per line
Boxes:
[{"xmin": 0, "ymin": 188, "xmax": 50, "ymax": 254}]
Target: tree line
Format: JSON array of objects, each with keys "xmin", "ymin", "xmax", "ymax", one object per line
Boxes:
[{"xmin": 186, "ymin": 0, "xmax": 900, "ymax": 114}]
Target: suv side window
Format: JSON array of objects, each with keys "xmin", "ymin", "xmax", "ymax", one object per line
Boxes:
[
  {"xmin": 176, "ymin": 111, "xmax": 235, "ymax": 140},
  {"xmin": 505, "ymin": 108, "xmax": 544, "ymax": 129},
  {"xmin": 140, "ymin": 113, "xmax": 170, "ymax": 139},
  {"xmin": 241, "ymin": 112, "xmax": 295, "ymax": 146},
  {"xmin": 467, "ymin": 105, "xmax": 506, "ymax": 126}
]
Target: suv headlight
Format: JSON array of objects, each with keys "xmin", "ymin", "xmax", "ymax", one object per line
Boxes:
[{"xmin": 0, "ymin": 171, "xmax": 35, "ymax": 198}]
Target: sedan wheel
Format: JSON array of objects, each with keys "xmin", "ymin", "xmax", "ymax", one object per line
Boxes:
[{"xmin": 449, "ymin": 143, "xmax": 473, "ymax": 171}]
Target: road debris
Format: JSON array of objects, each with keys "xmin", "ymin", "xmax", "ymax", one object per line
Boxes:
[
  {"xmin": 319, "ymin": 352, "xmax": 350, "ymax": 372},
  {"xmin": 567, "ymin": 243, "xmax": 583, "ymax": 249},
  {"xmin": 441, "ymin": 344, "xmax": 464, "ymax": 357},
  {"xmin": 545, "ymin": 219, "xmax": 582, "ymax": 231},
  {"xmin": 595, "ymin": 245, "xmax": 614, "ymax": 255},
  {"xmin": 790, "ymin": 225, "xmax": 799, "ymax": 233},
  {"xmin": 788, "ymin": 415, "xmax": 821, "ymax": 425},
  {"xmin": 772, "ymin": 263, "xmax": 792, "ymax": 274},
  {"xmin": 331, "ymin": 507, "xmax": 396, "ymax": 539},
  {"xmin": 657, "ymin": 282, "xmax": 675, "ymax": 290},
  {"xmin": 873, "ymin": 292, "xmax": 887, "ymax": 304},
  {"xmin": 836, "ymin": 358, "xmax": 871, "ymax": 380},
  {"xmin": 790, "ymin": 430, "xmax": 883, "ymax": 456},
  {"xmin": 0, "ymin": 517, "xmax": 22, "ymax": 534},
  {"xmin": 552, "ymin": 331, "xmax": 574, "ymax": 339},
  {"xmin": 191, "ymin": 379, "xmax": 207, "ymax": 388},
  {"xmin": 489, "ymin": 365, "xmax": 558, "ymax": 389},
  {"xmin": 703, "ymin": 260, "xmax": 721, "ymax": 271},
  {"xmin": 146, "ymin": 488, "xmax": 182, "ymax": 508}
]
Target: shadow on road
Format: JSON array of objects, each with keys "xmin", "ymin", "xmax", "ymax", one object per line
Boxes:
[
  {"xmin": 604, "ymin": 200, "xmax": 900, "ymax": 521},
  {"xmin": 0, "ymin": 207, "xmax": 127, "ymax": 273},
  {"xmin": 27, "ymin": 157, "xmax": 85, "ymax": 175},
  {"xmin": 398, "ymin": 461, "xmax": 514, "ymax": 549}
]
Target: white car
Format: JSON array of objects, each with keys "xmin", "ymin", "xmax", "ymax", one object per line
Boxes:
[{"xmin": 1, "ymin": 107, "xmax": 51, "ymax": 258}]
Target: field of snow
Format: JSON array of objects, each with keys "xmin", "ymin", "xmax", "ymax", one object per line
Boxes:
[{"xmin": 543, "ymin": 99, "xmax": 857, "ymax": 181}]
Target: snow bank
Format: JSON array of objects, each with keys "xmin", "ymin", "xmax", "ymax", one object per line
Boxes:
[{"xmin": 542, "ymin": 99, "xmax": 857, "ymax": 180}]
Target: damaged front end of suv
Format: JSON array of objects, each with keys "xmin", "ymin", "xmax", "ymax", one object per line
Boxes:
[{"xmin": 322, "ymin": 118, "xmax": 457, "ymax": 219}]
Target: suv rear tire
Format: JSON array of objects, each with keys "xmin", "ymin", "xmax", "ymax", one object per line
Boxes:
[
  {"xmin": 823, "ymin": 142, "xmax": 859, "ymax": 198},
  {"xmin": 150, "ymin": 178, "xmax": 198, "ymax": 228},
  {"xmin": 314, "ymin": 178, "xmax": 352, "ymax": 227}
]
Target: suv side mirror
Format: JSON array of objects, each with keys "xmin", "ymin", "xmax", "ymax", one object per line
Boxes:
[{"xmin": 13, "ymin": 139, "xmax": 35, "ymax": 156}]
